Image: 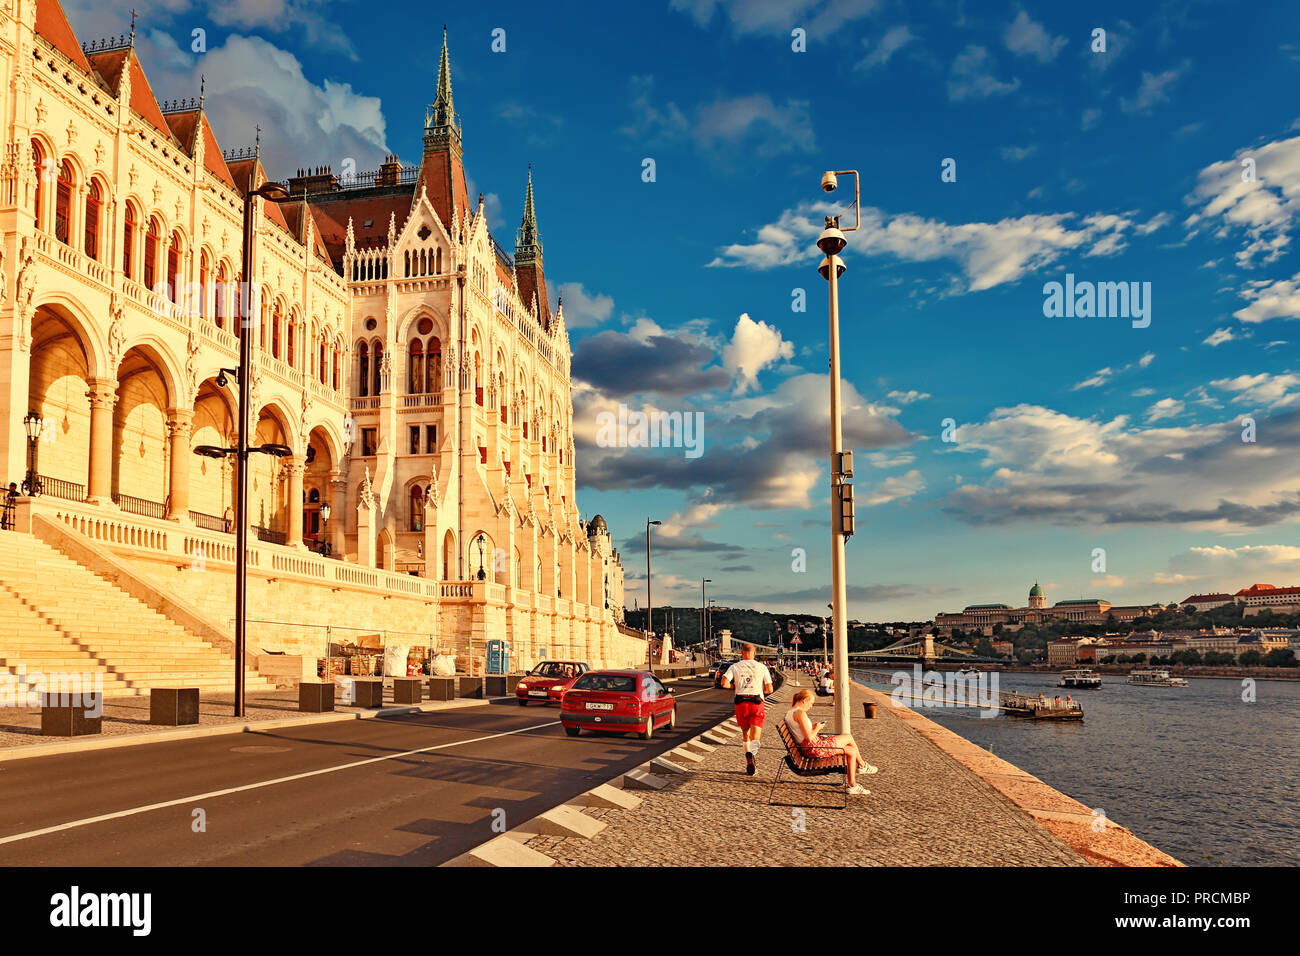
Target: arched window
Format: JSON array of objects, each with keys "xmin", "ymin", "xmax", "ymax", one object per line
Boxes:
[
  {"xmin": 410, "ymin": 485, "xmax": 424, "ymax": 532},
  {"xmin": 233, "ymin": 272, "xmax": 243, "ymax": 339},
  {"xmin": 286, "ymin": 311, "xmax": 297, "ymax": 367},
  {"xmin": 333, "ymin": 343, "xmax": 341, "ymax": 391},
  {"xmin": 32, "ymin": 140, "xmax": 47, "ymax": 231},
  {"xmin": 167, "ymin": 231, "xmax": 182, "ymax": 303},
  {"xmin": 215, "ymin": 262, "xmax": 228, "ymax": 328},
  {"xmin": 122, "ymin": 203, "xmax": 135, "ymax": 279},
  {"xmin": 199, "ymin": 251, "xmax": 211, "ymax": 320},
  {"xmin": 143, "ymin": 218, "xmax": 159, "ymax": 289},
  {"xmin": 358, "ymin": 342, "xmax": 370, "ymax": 397},
  {"xmin": 428, "ymin": 337, "xmax": 441, "ymax": 393},
  {"xmin": 474, "ymin": 351, "xmax": 482, "ymax": 406},
  {"xmin": 319, "ymin": 329, "xmax": 327, "ymax": 385},
  {"xmin": 271, "ymin": 300, "xmax": 282, "ymax": 359},
  {"xmin": 54, "ymin": 161, "xmax": 73, "ymax": 244},
  {"xmin": 408, "ymin": 339, "xmax": 424, "ymax": 394},
  {"xmin": 372, "ymin": 341, "xmax": 383, "ymax": 395},
  {"xmin": 436, "ymin": 247, "xmax": 443, "ymax": 273},
  {"xmin": 84, "ymin": 180, "xmax": 101, "ymax": 260},
  {"xmin": 499, "ymin": 372, "xmax": 507, "ymax": 423}
]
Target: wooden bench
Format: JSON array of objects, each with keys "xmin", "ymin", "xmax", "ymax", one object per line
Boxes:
[{"xmin": 768, "ymin": 719, "xmax": 848, "ymax": 809}]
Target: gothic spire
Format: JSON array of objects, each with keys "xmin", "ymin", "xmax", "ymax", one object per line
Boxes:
[
  {"xmin": 426, "ymin": 27, "xmax": 460, "ymax": 142},
  {"xmin": 515, "ymin": 165, "xmax": 543, "ymax": 264}
]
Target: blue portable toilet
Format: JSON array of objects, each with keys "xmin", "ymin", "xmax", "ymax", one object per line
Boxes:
[{"xmin": 487, "ymin": 639, "xmax": 511, "ymax": 675}]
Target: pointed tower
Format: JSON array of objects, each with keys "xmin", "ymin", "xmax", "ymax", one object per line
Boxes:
[
  {"xmin": 418, "ymin": 28, "xmax": 470, "ymax": 232},
  {"xmin": 515, "ymin": 167, "xmax": 551, "ymax": 330}
]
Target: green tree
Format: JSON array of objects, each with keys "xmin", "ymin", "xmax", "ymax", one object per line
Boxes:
[
  {"xmin": 1240, "ymin": 650, "xmax": 1263, "ymax": 666},
  {"xmin": 1266, "ymin": 648, "xmax": 1296, "ymax": 667}
]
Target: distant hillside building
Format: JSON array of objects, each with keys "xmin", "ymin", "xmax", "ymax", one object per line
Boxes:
[{"xmin": 935, "ymin": 583, "xmax": 1162, "ymax": 635}]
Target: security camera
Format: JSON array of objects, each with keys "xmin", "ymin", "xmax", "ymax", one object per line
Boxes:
[{"xmin": 821, "ymin": 171, "xmax": 838, "ymax": 193}]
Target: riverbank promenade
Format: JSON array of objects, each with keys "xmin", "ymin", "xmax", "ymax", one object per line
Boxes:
[{"xmin": 524, "ymin": 671, "xmax": 1182, "ymax": 866}]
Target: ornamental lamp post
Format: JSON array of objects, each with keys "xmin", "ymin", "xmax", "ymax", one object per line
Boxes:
[
  {"xmin": 818, "ymin": 168, "xmax": 860, "ymax": 735},
  {"xmin": 192, "ymin": 176, "xmax": 290, "ymax": 717},
  {"xmin": 646, "ymin": 518, "xmax": 661, "ymax": 670},
  {"xmin": 319, "ymin": 501, "xmax": 332, "ymax": 556},
  {"xmin": 476, "ymin": 532, "xmax": 487, "ymax": 581},
  {"xmin": 21, "ymin": 411, "xmax": 43, "ymax": 496}
]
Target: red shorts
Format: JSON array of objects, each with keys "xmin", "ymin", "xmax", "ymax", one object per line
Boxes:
[{"xmin": 734, "ymin": 700, "xmax": 766, "ymax": 729}]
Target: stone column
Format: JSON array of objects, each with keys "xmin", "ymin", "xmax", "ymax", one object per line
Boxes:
[
  {"xmin": 356, "ymin": 494, "xmax": 376, "ymax": 567},
  {"xmin": 86, "ymin": 377, "xmax": 118, "ymax": 503},
  {"xmin": 285, "ymin": 456, "xmax": 305, "ymax": 547},
  {"xmin": 329, "ymin": 471, "xmax": 347, "ymax": 557},
  {"xmin": 165, "ymin": 407, "xmax": 193, "ymax": 520}
]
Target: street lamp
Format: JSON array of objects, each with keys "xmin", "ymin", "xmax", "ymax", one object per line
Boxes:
[
  {"xmin": 646, "ymin": 518, "xmax": 661, "ymax": 670},
  {"xmin": 701, "ymin": 577, "xmax": 711, "ymax": 654},
  {"xmin": 319, "ymin": 502, "xmax": 332, "ymax": 557},
  {"xmin": 819, "ymin": 169, "xmax": 859, "ymax": 735},
  {"xmin": 476, "ymin": 532, "xmax": 487, "ymax": 581},
  {"xmin": 190, "ymin": 177, "xmax": 290, "ymax": 717},
  {"xmin": 21, "ymin": 411, "xmax": 43, "ymax": 496}
]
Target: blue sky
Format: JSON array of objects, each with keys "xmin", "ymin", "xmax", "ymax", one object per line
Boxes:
[{"xmin": 67, "ymin": 0, "xmax": 1300, "ymax": 619}]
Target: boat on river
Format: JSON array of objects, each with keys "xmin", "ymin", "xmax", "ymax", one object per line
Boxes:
[
  {"xmin": 1126, "ymin": 667, "xmax": 1188, "ymax": 687},
  {"xmin": 1058, "ymin": 668, "xmax": 1102, "ymax": 689}
]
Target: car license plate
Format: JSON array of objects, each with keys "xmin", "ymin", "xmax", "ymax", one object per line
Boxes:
[
  {"xmin": 586, "ymin": 702, "xmax": 615, "ymax": 710},
  {"xmin": 529, "ymin": 690, "xmax": 548, "ymax": 697}
]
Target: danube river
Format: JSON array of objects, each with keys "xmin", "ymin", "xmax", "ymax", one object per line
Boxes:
[{"xmin": 853, "ymin": 668, "xmax": 1298, "ymax": 866}]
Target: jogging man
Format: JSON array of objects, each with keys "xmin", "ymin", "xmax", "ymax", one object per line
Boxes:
[{"xmin": 721, "ymin": 643, "xmax": 774, "ymax": 776}]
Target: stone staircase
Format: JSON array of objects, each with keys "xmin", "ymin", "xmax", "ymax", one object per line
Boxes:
[{"xmin": 0, "ymin": 531, "xmax": 276, "ymax": 698}]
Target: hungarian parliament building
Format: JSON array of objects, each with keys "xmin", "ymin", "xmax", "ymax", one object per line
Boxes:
[{"xmin": 0, "ymin": 1, "xmax": 639, "ymax": 676}]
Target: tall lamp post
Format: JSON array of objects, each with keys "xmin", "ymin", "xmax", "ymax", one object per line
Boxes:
[
  {"xmin": 193, "ymin": 177, "xmax": 291, "ymax": 717},
  {"xmin": 701, "ymin": 577, "xmax": 711, "ymax": 657},
  {"xmin": 818, "ymin": 169, "xmax": 860, "ymax": 735},
  {"xmin": 645, "ymin": 518, "xmax": 661, "ymax": 669},
  {"xmin": 21, "ymin": 411, "xmax": 43, "ymax": 496}
]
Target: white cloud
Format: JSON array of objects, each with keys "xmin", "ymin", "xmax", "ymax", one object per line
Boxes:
[
  {"xmin": 863, "ymin": 469, "xmax": 925, "ymax": 506},
  {"xmin": 858, "ymin": 25, "xmax": 916, "ymax": 69},
  {"xmin": 1203, "ymin": 327, "xmax": 1235, "ymax": 347},
  {"xmin": 1001, "ymin": 145, "xmax": 1037, "ymax": 162},
  {"xmin": 1145, "ymin": 397, "xmax": 1184, "ymax": 422},
  {"xmin": 1186, "ymin": 133, "xmax": 1300, "ymax": 268},
  {"xmin": 1120, "ymin": 62, "xmax": 1189, "ymax": 114},
  {"xmin": 1139, "ymin": 351, "xmax": 1156, "ymax": 368},
  {"xmin": 133, "ymin": 32, "xmax": 387, "ymax": 180},
  {"xmin": 948, "ymin": 45, "xmax": 1019, "ymax": 101},
  {"xmin": 553, "ymin": 282, "xmax": 614, "ymax": 329},
  {"xmin": 722, "ymin": 313, "xmax": 795, "ymax": 394},
  {"xmin": 709, "ymin": 202, "xmax": 1141, "ymax": 292},
  {"xmin": 1168, "ymin": 544, "xmax": 1300, "ymax": 583},
  {"xmin": 1073, "ymin": 367, "xmax": 1113, "ymax": 390},
  {"xmin": 693, "ymin": 94, "xmax": 815, "ymax": 157},
  {"xmin": 1003, "ymin": 11, "xmax": 1067, "ymax": 63},
  {"xmin": 1234, "ymin": 271, "xmax": 1300, "ymax": 322},
  {"xmin": 1210, "ymin": 372, "xmax": 1300, "ymax": 409},
  {"xmin": 886, "ymin": 389, "xmax": 930, "ymax": 404},
  {"xmin": 671, "ymin": 0, "xmax": 881, "ymax": 40},
  {"xmin": 1081, "ymin": 107, "xmax": 1103, "ymax": 131}
]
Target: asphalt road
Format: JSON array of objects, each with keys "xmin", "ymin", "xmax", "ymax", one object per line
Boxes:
[{"xmin": 0, "ymin": 677, "xmax": 733, "ymax": 866}]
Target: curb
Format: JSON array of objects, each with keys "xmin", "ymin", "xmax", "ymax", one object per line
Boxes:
[
  {"xmin": 443, "ymin": 684, "xmax": 734, "ymax": 867},
  {"xmin": 0, "ymin": 695, "xmax": 499, "ymax": 765}
]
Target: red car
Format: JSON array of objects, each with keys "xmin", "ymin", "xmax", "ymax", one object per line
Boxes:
[
  {"xmin": 560, "ymin": 670, "xmax": 676, "ymax": 739},
  {"xmin": 515, "ymin": 660, "xmax": 589, "ymax": 705}
]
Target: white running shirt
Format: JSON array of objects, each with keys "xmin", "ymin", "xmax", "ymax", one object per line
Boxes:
[{"xmin": 724, "ymin": 659, "xmax": 772, "ymax": 697}]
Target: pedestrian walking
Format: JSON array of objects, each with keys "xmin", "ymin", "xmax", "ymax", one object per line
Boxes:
[{"xmin": 720, "ymin": 642, "xmax": 774, "ymax": 776}]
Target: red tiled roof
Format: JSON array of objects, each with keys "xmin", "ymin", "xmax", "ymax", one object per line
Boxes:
[
  {"xmin": 1182, "ymin": 593, "xmax": 1232, "ymax": 603},
  {"xmin": 226, "ymin": 157, "xmax": 292, "ymax": 233},
  {"xmin": 417, "ymin": 150, "xmax": 469, "ymax": 236},
  {"xmin": 36, "ymin": 0, "xmax": 92, "ymax": 74},
  {"xmin": 86, "ymin": 48, "xmax": 128, "ymax": 93},
  {"xmin": 307, "ymin": 191, "xmax": 414, "ymax": 266},
  {"xmin": 1236, "ymin": 584, "xmax": 1279, "ymax": 596},
  {"xmin": 517, "ymin": 262, "xmax": 549, "ymax": 329},
  {"xmin": 126, "ymin": 54, "xmax": 176, "ymax": 144},
  {"xmin": 199, "ymin": 120, "xmax": 235, "ymax": 189}
]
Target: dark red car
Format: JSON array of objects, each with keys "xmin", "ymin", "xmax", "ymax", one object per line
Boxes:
[
  {"xmin": 560, "ymin": 670, "xmax": 676, "ymax": 739},
  {"xmin": 515, "ymin": 660, "xmax": 589, "ymax": 705}
]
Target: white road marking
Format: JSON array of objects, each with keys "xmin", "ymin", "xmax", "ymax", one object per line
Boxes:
[{"xmin": 0, "ymin": 680, "xmax": 723, "ymax": 847}]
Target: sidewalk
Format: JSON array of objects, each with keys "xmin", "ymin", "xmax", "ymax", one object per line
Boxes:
[
  {"xmin": 524, "ymin": 672, "xmax": 1095, "ymax": 866},
  {"xmin": 0, "ymin": 687, "xmax": 495, "ymax": 761}
]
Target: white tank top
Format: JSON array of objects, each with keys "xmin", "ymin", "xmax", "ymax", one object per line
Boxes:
[{"xmin": 784, "ymin": 709, "xmax": 810, "ymax": 744}]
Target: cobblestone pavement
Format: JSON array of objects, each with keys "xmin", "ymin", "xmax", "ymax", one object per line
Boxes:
[{"xmin": 525, "ymin": 673, "xmax": 1090, "ymax": 866}]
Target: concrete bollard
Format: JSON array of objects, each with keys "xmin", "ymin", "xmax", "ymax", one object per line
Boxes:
[
  {"xmin": 458, "ymin": 676, "xmax": 485, "ymax": 699},
  {"xmin": 299, "ymin": 681, "xmax": 335, "ymax": 712},
  {"xmin": 150, "ymin": 687, "xmax": 200, "ymax": 725},
  {"xmin": 40, "ymin": 694, "xmax": 103, "ymax": 737},
  {"xmin": 351, "ymin": 677, "xmax": 384, "ymax": 708},
  {"xmin": 392, "ymin": 677, "xmax": 423, "ymax": 705},
  {"xmin": 427, "ymin": 677, "xmax": 457, "ymax": 701}
]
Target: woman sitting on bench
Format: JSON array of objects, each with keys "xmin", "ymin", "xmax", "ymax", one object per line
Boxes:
[{"xmin": 784, "ymin": 689, "xmax": 877, "ymax": 795}]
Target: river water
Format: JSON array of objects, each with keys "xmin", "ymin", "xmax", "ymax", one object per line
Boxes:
[{"xmin": 852, "ymin": 668, "xmax": 1299, "ymax": 866}]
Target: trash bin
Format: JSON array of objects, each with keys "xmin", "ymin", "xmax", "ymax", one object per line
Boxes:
[{"xmin": 863, "ymin": 701, "xmax": 877, "ymax": 719}]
